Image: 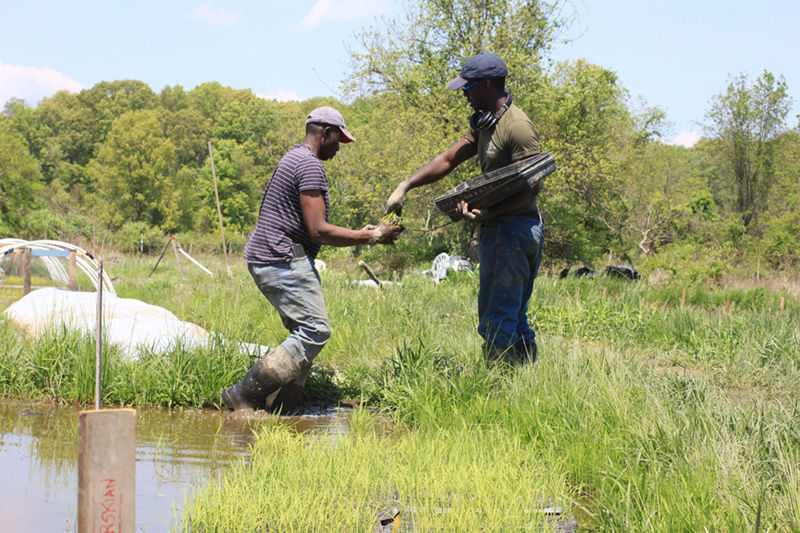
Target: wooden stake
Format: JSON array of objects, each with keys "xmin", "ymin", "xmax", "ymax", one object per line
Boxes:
[
  {"xmin": 208, "ymin": 142, "xmax": 233, "ymax": 279},
  {"xmin": 96, "ymin": 260, "xmax": 103, "ymax": 411},
  {"xmin": 171, "ymin": 235, "xmax": 185, "ymax": 280},
  {"xmin": 148, "ymin": 236, "xmax": 172, "ymax": 278},
  {"xmin": 602, "ymin": 287, "xmax": 607, "ymax": 299},
  {"xmin": 22, "ymin": 248, "xmax": 32, "ymax": 295},
  {"xmin": 78, "ymin": 409, "xmax": 136, "ymax": 533},
  {"xmin": 69, "ymin": 250, "xmax": 78, "ymax": 291},
  {"xmin": 780, "ymin": 297, "xmax": 785, "ymax": 311},
  {"xmin": 725, "ymin": 294, "xmax": 731, "ymax": 313},
  {"xmin": 681, "ymin": 288, "xmax": 686, "ymax": 307},
  {"xmin": 358, "ymin": 260, "xmax": 383, "ymax": 290}
]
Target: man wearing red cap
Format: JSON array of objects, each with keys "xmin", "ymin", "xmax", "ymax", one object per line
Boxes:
[
  {"xmin": 385, "ymin": 53, "xmax": 544, "ymax": 365},
  {"xmin": 222, "ymin": 106, "xmax": 402, "ymax": 412}
]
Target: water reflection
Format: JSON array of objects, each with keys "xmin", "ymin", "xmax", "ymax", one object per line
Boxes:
[{"xmin": 0, "ymin": 402, "xmax": 391, "ymax": 532}]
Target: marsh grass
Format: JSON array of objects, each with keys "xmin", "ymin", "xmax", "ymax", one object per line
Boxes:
[
  {"xmin": 2, "ymin": 254, "xmax": 799, "ymax": 530},
  {"xmin": 184, "ymin": 411, "xmax": 568, "ymax": 532}
]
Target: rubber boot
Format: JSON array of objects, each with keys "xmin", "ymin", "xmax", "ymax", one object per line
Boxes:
[
  {"xmin": 514, "ymin": 339, "xmax": 538, "ymax": 365},
  {"xmin": 485, "ymin": 345, "xmax": 518, "ymax": 367},
  {"xmin": 221, "ymin": 346, "xmax": 306, "ymax": 411},
  {"xmin": 269, "ymin": 365, "xmax": 311, "ymax": 414}
]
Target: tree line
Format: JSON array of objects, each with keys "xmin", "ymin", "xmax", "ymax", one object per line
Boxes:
[{"xmin": 1, "ymin": 0, "xmax": 797, "ymax": 278}]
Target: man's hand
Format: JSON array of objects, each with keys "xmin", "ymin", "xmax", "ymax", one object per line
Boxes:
[
  {"xmin": 385, "ymin": 184, "xmax": 408, "ymax": 216},
  {"xmin": 458, "ymin": 200, "xmax": 492, "ymax": 223},
  {"xmin": 365, "ymin": 222, "xmax": 403, "ymax": 245}
]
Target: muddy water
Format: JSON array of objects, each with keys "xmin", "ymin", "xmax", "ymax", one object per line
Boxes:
[{"xmin": 0, "ymin": 402, "xmax": 390, "ymax": 532}]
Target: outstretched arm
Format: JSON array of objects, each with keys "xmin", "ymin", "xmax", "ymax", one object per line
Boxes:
[
  {"xmin": 385, "ymin": 137, "xmax": 477, "ymax": 214},
  {"xmin": 301, "ymin": 190, "xmax": 400, "ymax": 246}
]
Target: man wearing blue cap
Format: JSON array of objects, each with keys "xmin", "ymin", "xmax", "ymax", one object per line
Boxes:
[
  {"xmin": 385, "ymin": 53, "xmax": 544, "ymax": 365},
  {"xmin": 222, "ymin": 106, "xmax": 402, "ymax": 412}
]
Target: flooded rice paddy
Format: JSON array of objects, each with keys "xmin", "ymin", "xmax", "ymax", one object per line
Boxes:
[{"xmin": 0, "ymin": 402, "xmax": 389, "ymax": 531}]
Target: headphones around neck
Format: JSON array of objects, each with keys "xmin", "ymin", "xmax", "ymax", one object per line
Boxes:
[{"xmin": 470, "ymin": 93, "xmax": 513, "ymax": 130}]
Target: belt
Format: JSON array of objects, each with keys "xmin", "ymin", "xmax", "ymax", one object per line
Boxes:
[{"xmin": 516, "ymin": 210, "xmax": 542, "ymax": 224}]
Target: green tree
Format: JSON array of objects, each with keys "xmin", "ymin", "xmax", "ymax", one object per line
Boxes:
[
  {"xmin": 535, "ymin": 60, "xmax": 665, "ymax": 261},
  {"xmin": 158, "ymin": 84, "xmax": 190, "ymax": 112},
  {"xmin": 159, "ymin": 108, "xmax": 210, "ymax": 168},
  {"xmin": 198, "ymin": 139, "xmax": 258, "ymax": 234},
  {"xmin": 87, "ymin": 109, "xmax": 177, "ymax": 229},
  {"xmin": 0, "ymin": 128, "xmax": 42, "ymax": 234},
  {"xmin": 81, "ymin": 80, "xmax": 157, "ymax": 139},
  {"xmin": 35, "ymin": 91, "xmax": 97, "ymax": 183},
  {"xmin": 187, "ymin": 82, "xmax": 238, "ymax": 122},
  {"xmin": 705, "ymin": 70, "xmax": 793, "ymax": 227}
]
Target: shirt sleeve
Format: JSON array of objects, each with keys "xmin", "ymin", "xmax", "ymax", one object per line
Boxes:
[
  {"xmin": 296, "ymin": 157, "xmax": 329, "ymax": 192},
  {"xmin": 464, "ymin": 125, "xmax": 478, "ymax": 145}
]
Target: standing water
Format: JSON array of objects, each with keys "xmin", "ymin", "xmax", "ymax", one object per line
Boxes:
[{"xmin": 0, "ymin": 402, "xmax": 389, "ymax": 531}]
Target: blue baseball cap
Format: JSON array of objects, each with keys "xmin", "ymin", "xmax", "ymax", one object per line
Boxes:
[{"xmin": 446, "ymin": 53, "xmax": 508, "ymax": 90}]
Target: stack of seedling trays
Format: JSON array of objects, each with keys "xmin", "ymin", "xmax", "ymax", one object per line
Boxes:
[{"xmin": 434, "ymin": 152, "xmax": 556, "ymax": 221}]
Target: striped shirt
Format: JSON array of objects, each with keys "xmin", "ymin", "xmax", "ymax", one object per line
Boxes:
[{"xmin": 244, "ymin": 144, "xmax": 330, "ymax": 263}]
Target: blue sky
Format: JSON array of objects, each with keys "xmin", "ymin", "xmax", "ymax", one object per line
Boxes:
[{"xmin": 1, "ymin": 0, "xmax": 798, "ymax": 148}]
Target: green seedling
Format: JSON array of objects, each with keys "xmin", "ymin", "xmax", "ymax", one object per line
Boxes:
[
  {"xmin": 381, "ymin": 212, "xmax": 402, "ymax": 226},
  {"xmin": 380, "ymin": 212, "xmax": 405, "ymax": 234}
]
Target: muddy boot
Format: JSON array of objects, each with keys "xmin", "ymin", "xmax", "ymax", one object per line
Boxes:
[
  {"xmin": 270, "ymin": 365, "xmax": 311, "ymax": 414},
  {"xmin": 221, "ymin": 346, "xmax": 306, "ymax": 411},
  {"xmin": 514, "ymin": 339, "xmax": 538, "ymax": 365},
  {"xmin": 485, "ymin": 345, "xmax": 518, "ymax": 367}
]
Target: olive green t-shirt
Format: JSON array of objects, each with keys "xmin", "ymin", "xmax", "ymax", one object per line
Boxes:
[{"xmin": 464, "ymin": 103, "xmax": 541, "ymax": 215}]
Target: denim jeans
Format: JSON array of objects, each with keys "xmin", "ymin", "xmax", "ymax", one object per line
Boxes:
[
  {"xmin": 477, "ymin": 214, "xmax": 544, "ymax": 352},
  {"xmin": 248, "ymin": 257, "xmax": 331, "ymax": 367}
]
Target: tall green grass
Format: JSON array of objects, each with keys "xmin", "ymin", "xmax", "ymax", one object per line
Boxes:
[{"xmin": 1, "ymin": 255, "xmax": 799, "ymax": 529}]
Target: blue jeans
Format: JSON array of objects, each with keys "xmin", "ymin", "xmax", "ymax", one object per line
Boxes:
[
  {"xmin": 477, "ymin": 214, "xmax": 544, "ymax": 352},
  {"xmin": 248, "ymin": 258, "xmax": 331, "ymax": 367}
]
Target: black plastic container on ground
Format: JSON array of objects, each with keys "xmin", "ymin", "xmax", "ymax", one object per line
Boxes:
[
  {"xmin": 434, "ymin": 152, "xmax": 557, "ymax": 221},
  {"xmin": 605, "ymin": 264, "xmax": 640, "ymax": 281},
  {"xmin": 559, "ymin": 266, "xmax": 597, "ymax": 279}
]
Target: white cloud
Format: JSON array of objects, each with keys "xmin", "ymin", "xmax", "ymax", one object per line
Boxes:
[
  {"xmin": 668, "ymin": 131, "xmax": 701, "ymax": 148},
  {"xmin": 256, "ymin": 89, "xmax": 302, "ymax": 102},
  {"xmin": 191, "ymin": 3, "xmax": 240, "ymax": 27},
  {"xmin": 294, "ymin": 0, "xmax": 389, "ymax": 31},
  {"xmin": 0, "ymin": 62, "xmax": 84, "ymax": 108}
]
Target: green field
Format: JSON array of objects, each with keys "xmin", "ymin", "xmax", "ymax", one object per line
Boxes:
[{"xmin": 1, "ymin": 254, "xmax": 799, "ymax": 531}]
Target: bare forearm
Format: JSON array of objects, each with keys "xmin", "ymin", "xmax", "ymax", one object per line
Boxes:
[
  {"xmin": 402, "ymin": 153, "xmax": 454, "ymax": 191},
  {"xmin": 308, "ymin": 223, "xmax": 375, "ymax": 247},
  {"xmin": 398, "ymin": 138, "xmax": 477, "ymax": 193}
]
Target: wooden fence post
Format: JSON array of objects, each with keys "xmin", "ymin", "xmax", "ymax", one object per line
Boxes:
[
  {"xmin": 22, "ymin": 248, "xmax": 32, "ymax": 295},
  {"xmin": 681, "ymin": 288, "xmax": 686, "ymax": 307},
  {"xmin": 69, "ymin": 250, "xmax": 78, "ymax": 291},
  {"xmin": 77, "ymin": 409, "xmax": 136, "ymax": 533}
]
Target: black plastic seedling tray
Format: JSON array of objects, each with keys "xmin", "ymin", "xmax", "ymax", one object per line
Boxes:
[{"xmin": 434, "ymin": 152, "xmax": 556, "ymax": 221}]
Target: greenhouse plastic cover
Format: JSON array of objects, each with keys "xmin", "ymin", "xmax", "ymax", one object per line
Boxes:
[{"xmin": 3, "ymin": 288, "xmax": 269, "ymax": 360}]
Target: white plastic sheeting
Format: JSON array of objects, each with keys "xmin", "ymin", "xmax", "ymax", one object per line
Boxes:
[
  {"xmin": 3, "ymin": 287, "xmax": 269, "ymax": 360},
  {"xmin": 0, "ymin": 239, "xmax": 115, "ymax": 294},
  {"xmin": 421, "ymin": 253, "xmax": 474, "ymax": 283}
]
